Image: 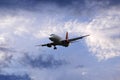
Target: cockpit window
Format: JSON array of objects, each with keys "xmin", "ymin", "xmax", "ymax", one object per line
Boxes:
[{"xmin": 50, "ymin": 34, "xmax": 55, "ymax": 36}]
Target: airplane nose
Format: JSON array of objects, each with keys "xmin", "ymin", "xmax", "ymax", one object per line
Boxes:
[
  {"xmin": 49, "ymin": 36, "xmax": 56, "ymax": 41},
  {"xmin": 49, "ymin": 37, "xmax": 51, "ymax": 39},
  {"xmin": 49, "ymin": 37, "xmax": 53, "ymax": 41}
]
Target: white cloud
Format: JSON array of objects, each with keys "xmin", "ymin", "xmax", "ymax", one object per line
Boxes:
[
  {"xmin": 0, "ymin": 5, "xmax": 120, "ymax": 60},
  {"xmin": 85, "ymin": 8, "xmax": 120, "ymax": 60},
  {"xmin": 0, "ymin": 52, "xmax": 6, "ymax": 63},
  {"xmin": 0, "ymin": 2, "xmax": 120, "ymax": 80}
]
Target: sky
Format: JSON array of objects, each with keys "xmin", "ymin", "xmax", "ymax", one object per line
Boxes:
[{"xmin": 0, "ymin": 0, "xmax": 120, "ymax": 80}]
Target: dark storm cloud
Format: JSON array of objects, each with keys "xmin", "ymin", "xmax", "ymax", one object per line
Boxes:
[
  {"xmin": 0, "ymin": 47, "xmax": 15, "ymax": 53},
  {"xmin": 0, "ymin": 0, "xmax": 84, "ymax": 6},
  {"xmin": 0, "ymin": 0, "xmax": 119, "ymax": 10},
  {"xmin": 0, "ymin": 0, "xmax": 84, "ymax": 9},
  {"xmin": 24, "ymin": 54, "xmax": 67, "ymax": 69},
  {"xmin": 34, "ymin": 0, "xmax": 85, "ymax": 6},
  {"xmin": 0, "ymin": 74, "xmax": 31, "ymax": 80},
  {"xmin": 109, "ymin": 0, "xmax": 120, "ymax": 5}
]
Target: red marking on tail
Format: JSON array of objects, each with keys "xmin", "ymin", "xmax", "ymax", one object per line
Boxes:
[{"xmin": 66, "ymin": 32, "xmax": 68, "ymax": 42}]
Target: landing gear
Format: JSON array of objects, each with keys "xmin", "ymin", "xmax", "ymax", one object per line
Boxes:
[{"xmin": 54, "ymin": 46, "xmax": 57, "ymax": 50}]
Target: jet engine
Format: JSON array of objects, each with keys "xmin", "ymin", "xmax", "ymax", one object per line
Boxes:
[{"xmin": 47, "ymin": 44, "xmax": 52, "ymax": 47}]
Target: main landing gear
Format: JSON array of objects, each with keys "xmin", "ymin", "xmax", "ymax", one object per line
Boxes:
[{"xmin": 54, "ymin": 46, "xmax": 57, "ymax": 50}]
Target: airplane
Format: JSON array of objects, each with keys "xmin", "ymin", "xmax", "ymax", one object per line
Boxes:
[{"xmin": 37, "ymin": 32, "xmax": 89, "ymax": 50}]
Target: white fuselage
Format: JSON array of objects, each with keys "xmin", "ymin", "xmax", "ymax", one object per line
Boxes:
[
  {"xmin": 49, "ymin": 34, "xmax": 69, "ymax": 47},
  {"xmin": 49, "ymin": 34, "xmax": 62, "ymax": 42}
]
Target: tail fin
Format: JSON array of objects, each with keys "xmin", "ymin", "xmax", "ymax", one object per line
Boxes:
[{"xmin": 66, "ymin": 32, "xmax": 68, "ymax": 42}]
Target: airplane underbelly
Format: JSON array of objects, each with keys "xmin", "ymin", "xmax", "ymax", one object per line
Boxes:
[{"xmin": 61, "ymin": 41, "xmax": 69, "ymax": 47}]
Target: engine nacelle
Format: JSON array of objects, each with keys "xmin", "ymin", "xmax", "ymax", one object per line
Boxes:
[{"xmin": 47, "ymin": 44, "xmax": 52, "ymax": 47}]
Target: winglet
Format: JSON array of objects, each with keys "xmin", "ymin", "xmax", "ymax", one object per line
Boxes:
[
  {"xmin": 81, "ymin": 35, "xmax": 90, "ymax": 38},
  {"xmin": 84, "ymin": 35, "xmax": 90, "ymax": 37}
]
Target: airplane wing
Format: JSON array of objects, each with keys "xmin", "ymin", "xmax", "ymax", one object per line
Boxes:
[
  {"xmin": 68, "ymin": 35, "xmax": 89, "ymax": 42},
  {"xmin": 36, "ymin": 42, "xmax": 54, "ymax": 47}
]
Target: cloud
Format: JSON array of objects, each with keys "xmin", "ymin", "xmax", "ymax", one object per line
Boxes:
[
  {"xmin": 0, "ymin": 0, "xmax": 120, "ymax": 80},
  {"xmin": 85, "ymin": 7, "xmax": 120, "ymax": 60},
  {"xmin": 0, "ymin": 51, "xmax": 68, "ymax": 80},
  {"xmin": 0, "ymin": 74, "xmax": 31, "ymax": 80},
  {"xmin": 108, "ymin": 0, "xmax": 120, "ymax": 5},
  {"xmin": 0, "ymin": 0, "xmax": 85, "ymax": 9},
  {"xmin": 0, "ymin": 0, "xmax": 119, "ymax": 11},
  {"xmin": 0, "ymin": 0, "xmax": 119, "ymax": 61},
  {"xmin": 0, "ymin": 47, "xmax": 13, "ymax": 52},
  {"xmin": 23, "ymin": 53, "xmax": 67, "ymax": 69}
]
